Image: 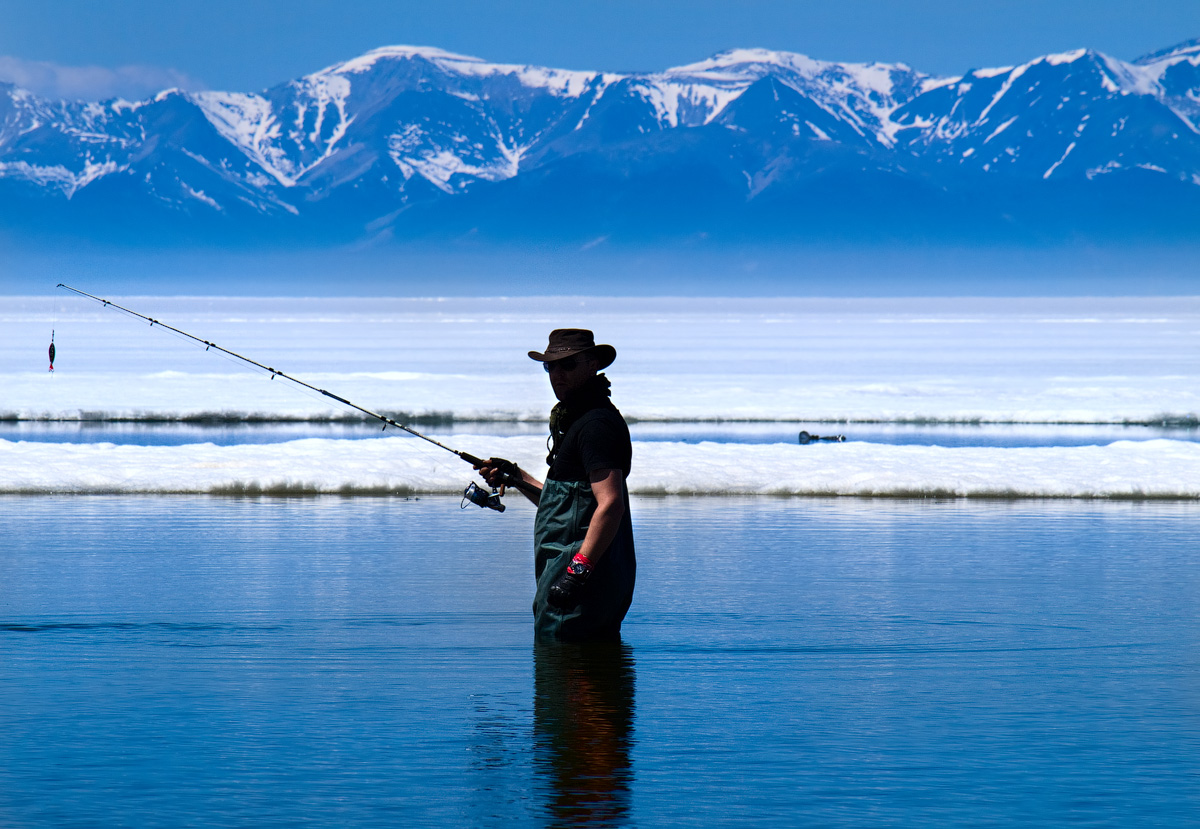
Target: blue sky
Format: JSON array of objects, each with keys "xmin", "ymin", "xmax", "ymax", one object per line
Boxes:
[{"xmin": 0, "ymin": 0, "xmax": 1197, "ymax": 99}]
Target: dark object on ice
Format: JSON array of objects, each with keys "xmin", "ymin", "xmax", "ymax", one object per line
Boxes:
[
  {"xmin": 798, "ymin": 430, "xmax": 846, "ymax": 445},
  {"xmin": 462, "ymin": 481, "xmax": 506, "ymax": 512},
  {"xmin": 48, "ymin": 337, "xmax": 55, "ymax": 372}
]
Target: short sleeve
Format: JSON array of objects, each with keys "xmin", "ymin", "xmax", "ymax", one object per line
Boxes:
[{"xmin": 576, "ymin": 413, "xmax": 631, "ymax": 477}]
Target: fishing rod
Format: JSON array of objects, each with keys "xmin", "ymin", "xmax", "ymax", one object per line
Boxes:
[{"xmin": 57, "ymin": 283, "xmax": 509, "ymax": 511}]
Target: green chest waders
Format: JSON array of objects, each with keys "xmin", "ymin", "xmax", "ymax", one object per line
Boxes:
[{"xmin": 533, "ymin": 478, "xmax": 636, "ymax": 642}]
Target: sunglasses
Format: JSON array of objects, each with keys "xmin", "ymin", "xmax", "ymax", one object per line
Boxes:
[{"xmin": 543, "ymin": 356, "xmax": 583, "ymax": 372}]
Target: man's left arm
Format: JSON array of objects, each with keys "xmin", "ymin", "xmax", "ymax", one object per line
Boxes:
[
  {"xmin": 577, "ymin": 467, "xmax": 625, "ymax": 565},
  {"xmin": 546, "ymin": 467, "xmax": 625, "ymax": 610}
]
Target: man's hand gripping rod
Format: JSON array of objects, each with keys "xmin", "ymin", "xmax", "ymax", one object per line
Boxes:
[{"xmin": 57, "ymin": 284, "xmax": 503, "ymax": 505}]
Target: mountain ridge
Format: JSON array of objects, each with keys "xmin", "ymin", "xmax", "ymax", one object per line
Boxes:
[{"xmin": 2, "ymin": 39, "xmax": 1198, "ymax": 248}]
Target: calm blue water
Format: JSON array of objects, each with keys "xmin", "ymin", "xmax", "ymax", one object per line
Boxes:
[
  {"xmin": 2, "ymin": 420, "xmax": 1196, "ymax": 447},
  {"xmin": 2, "ymin": 495, "xmax": 1198, "ymax": 827}
]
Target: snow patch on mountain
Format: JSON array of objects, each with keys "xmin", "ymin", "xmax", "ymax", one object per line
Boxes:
[
  {"xmin": 0, "ymin": 157, "xmax": 121, "ymax": 196},
  {"xmin": 195, "ymin": 92, "xmax": 294, "ymax": 185},
  {"xmin": 983, "ymin": 115, "xmax": 1018, "ymax": 143},
  {"xmin": 387, "ymin": 125, "xmax": 524, "ymax": 193},
  {"xmin": 976, "ymin": 63, "xmax": 1029, "ymax": 124},
  {"xmin": 1045, "ymin": 49, "xmax": 1089, "ymax": 66},
  {"xmin": 667, "ymin": 48, "xmax": 827, "ymax": 79},
  {"xmin": 196, "ymin": 74, "xmax": 355, "ymax": 187},
  {"xmin": 184, "ymin": 185, "xmax": 219, "ymax": 209},
  {"xmin": 291, "ymin": 73, "xmax": 353, "ymax": 149},
  {"xmin": 454, "ymin": 62, "xmax": 603, "ymax": 98},
  {"xmin": 667, "ymin": 49, "xmax": 936, "ymax": 147},
  {"xmin": 326, "ymin": 45, "xmax": 605, "ymax": 98},
  {"xmin": 0, "ymin": 160, "xmax": 74, "ymax": 190},
  {"xmin": 1134, "ymin": 37, "xmax": 1200, "ymax": 65},
  {"xmin": 332, "ymin": 45, "xmax": 486, "ymax": 74},
  {"xmin": 636, "ymin": 79, "xmax": 743, "ymax": 127},
  {"xmin": 1097, "ymin": 53, "xmax": 1162, "ymax": 96},
  {"xmin": 972, "ymin": 66, "xmax": 1013, "ymax": 79},
  {"xmin": 1043, "ymin": 141, "xmax": 1077, "ymax": 178}
]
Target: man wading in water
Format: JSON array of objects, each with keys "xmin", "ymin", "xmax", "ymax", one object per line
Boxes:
[{"xmin": 476, "ymin": 330, "xmax": 636, "ymax": 641}]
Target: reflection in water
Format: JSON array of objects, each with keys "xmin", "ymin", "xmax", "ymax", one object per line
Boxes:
[{"xmin": 534, "ymin": 642, "xmax": 636, "ymax": 828}]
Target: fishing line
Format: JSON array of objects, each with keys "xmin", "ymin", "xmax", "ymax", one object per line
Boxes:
[
  {"xmin": 79, "ymin": 296, "xmax": 421, "ymax": 439},
  {"xmin": 56, "ymin": 284, "xmax": 487, "ymax": 467}
]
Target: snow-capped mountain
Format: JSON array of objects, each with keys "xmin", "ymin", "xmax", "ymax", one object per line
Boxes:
[
  {"xmin": 1, "ymin": 40, "xmax": 1198, "ymax": 245},
  {"xmin": 891, "ymin": 47, "xmax": 1200, "ymax": 184}
]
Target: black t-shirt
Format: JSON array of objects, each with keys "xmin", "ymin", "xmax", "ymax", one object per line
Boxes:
[{"xmin": 547, "ymin": 405, "xmax": 632, "ymax": 483}]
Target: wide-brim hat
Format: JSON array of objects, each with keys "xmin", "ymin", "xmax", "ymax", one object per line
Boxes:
[{"xmin": 528, "ymin": 328, "xmax": 616, "ymax": 370}]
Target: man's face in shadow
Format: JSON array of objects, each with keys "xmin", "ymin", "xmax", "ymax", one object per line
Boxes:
[{"xmin": 546, "ymin": 354, "xmax": 601, "ymax": 402}]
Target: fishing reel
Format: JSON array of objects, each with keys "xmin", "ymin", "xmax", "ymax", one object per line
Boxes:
[{"xmin": 462, "ymin": 481, "xmax": 506, "ymax": 512}]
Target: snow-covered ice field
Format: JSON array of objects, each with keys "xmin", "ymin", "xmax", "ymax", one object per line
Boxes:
[
  {"xmin": 3, "ymin": 294, "xmax": 1198, "ymax": 498},
  {"xmin": 2, "ymin": 434, "xmax": 1197, "ymax": 499},
  {"xmin": 8, "ymin": 295, "xmax": 1200, "ymax": 423}
]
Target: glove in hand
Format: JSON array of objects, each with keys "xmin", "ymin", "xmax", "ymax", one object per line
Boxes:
[{"xmin": 547, "ymin": 554, "xmax": 593, "ymax": 610}]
